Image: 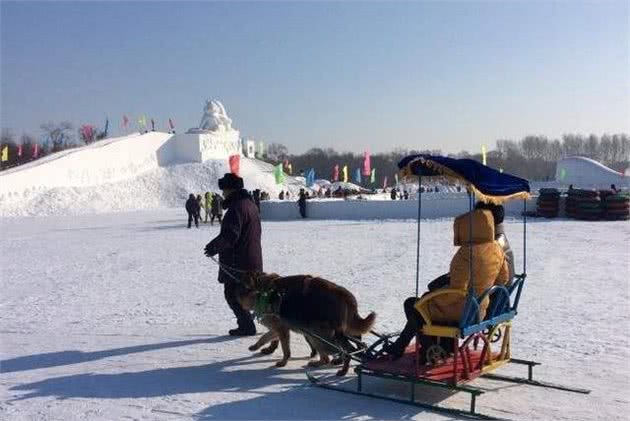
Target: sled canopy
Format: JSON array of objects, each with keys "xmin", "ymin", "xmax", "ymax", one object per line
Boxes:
[{"xmin": 398, "ymin": 154, "xmax": 531, "ymax": 204}]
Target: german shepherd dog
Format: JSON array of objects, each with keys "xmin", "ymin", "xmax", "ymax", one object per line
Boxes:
[{"xmin": 238, "ymin": 272, "xmax": 376, "ymax": 376}]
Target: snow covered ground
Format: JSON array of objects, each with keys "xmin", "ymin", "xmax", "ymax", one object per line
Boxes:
[{"xmin": 1, "ymin": 211, "xmax": 629, "ymax": 420}]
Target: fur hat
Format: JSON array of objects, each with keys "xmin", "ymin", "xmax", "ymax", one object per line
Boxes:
[{"xmin": 218, "ymin": 173, "xmax": 244, "ymax": 190}]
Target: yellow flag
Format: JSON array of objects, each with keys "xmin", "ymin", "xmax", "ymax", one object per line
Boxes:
[
  {"xmin": 481, "ymin": 145, "xmax": 487, "ymax": 165},
  {"xmin": 1, "ymin": 146, "xmax": 8, "ymax": 162},
  {"xmin": 342, "ymin": 165, "xmax": 348, "ymax": 182},
  {"xmin": 288, "ymin": 163, "xmax": 293, "ymax": 175}
]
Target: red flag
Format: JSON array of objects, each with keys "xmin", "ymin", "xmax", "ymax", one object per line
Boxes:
[
  {"xmin": 122, "ymin": 115, "xmax": 129, "ymax": 128},
  {"xmin": 333, "ymin": 164, "xmax": 339, "ymax": 181},
  {"xmin": 32, "ymin": 143, "xmax": 39, "ymax": 158},
  {"xmin": 17, "ymin": 144, "xmax": 23, "ymax": 157},
  {"xmin": 229, "ymin": 154, "xmax": 240, "ymax": 175},
  {"xmin": 168, "ymin": 118, "xmax": 175, "ymax": 129},
  {"xmin": 383, "ymin": 176, "xmax": 388, "ymax": 189},
  {"xmin": 363, "ymin": 151, "xmax": 371, "ymax": 176}
]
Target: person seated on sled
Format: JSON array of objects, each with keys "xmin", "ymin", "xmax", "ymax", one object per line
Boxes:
[
  {"xmin": 383, "ymin": 209, "xmax": 510, "ymax": 361},
  {"xmin": 427, "ymin": 202, "xmax": 514, "ymax": 291}
]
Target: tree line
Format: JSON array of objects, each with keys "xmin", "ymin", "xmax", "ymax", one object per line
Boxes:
[{"xmin": 265, "ymin": 133, "xmax": 629, "ymax": 185}]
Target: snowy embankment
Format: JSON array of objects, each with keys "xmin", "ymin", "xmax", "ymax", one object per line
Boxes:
[
  {"xmin": 0, "ymin": 133, "xmax": 301, "ymax": 217},
  {"xmin": 1, "ymin": 212, "xmax": 629, "ymax": 420}
]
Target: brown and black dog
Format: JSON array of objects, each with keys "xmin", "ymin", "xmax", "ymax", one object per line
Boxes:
[{"xmin": 238, "ymin": 272, "xmax": 376, "ymax": 375}]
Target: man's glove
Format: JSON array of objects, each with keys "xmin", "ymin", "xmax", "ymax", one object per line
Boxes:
[{"xmin": 204, "ymin": 242, "xmax": 216, "ymax": 257}]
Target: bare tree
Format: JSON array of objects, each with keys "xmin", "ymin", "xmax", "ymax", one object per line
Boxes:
[{"xmin": 40, "ymin": 121, "xmax": 74, "ymax": 152}]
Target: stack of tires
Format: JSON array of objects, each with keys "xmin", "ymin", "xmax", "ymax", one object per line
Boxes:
[
  {"xmin": 537, "ymin": 188, "xmax": 560, "ymax": 218},
  {"xmin": 566, "ymin": 189, "xmax": 601, "ymax": 220},
  {"xmin": 602, "ymin": 192, "xmax": 630, "ymax": 221}
]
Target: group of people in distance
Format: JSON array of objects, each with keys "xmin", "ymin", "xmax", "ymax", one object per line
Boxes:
[{"xmin": 185, "ymin": 191, "xmax": 224, "ymax": 228}]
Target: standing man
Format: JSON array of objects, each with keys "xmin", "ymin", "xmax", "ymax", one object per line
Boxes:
[
  {"xmin": 204, "ymin": 173, "xmax": 262, "ymax": 336},
  {"xmin": 298, "ymin": 188, "xmax": 307, "ymax": 218}
]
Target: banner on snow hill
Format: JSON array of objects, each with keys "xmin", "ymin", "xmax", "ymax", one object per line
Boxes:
[
  {"xmin": 1, "ymin": 146, "xmax": 7, "ymax": 162},
  {"xmin": 17, "ymin": 144, "xmax": 23, "ymax": 157},
  {"xmin": 273, "ymin": 163, "xmax": 285, "ymax": 184},
  {"xmin": 363, "ymin": 151, "xmax": 371, "ymax": 176},
  {"xmin": 229, "ymin": 154, "xmax": 240, "ymax": 175},
  {"xmin": 333, "ymin": 164, "xmax": 339, "ymax": 181},
  {"xmin": 151, "ymin": 118, "xmax": 155, "ymax": 131},
  {"xmin": 394, "ymin": 173, "xmax": 399, "ymax": 185},
  {"xmin": 138, "ymin": 115, "xmax": 147, "ymax": 130},
  {"xmin": 122, "ymin": 115, "xmax": 129, "ymax": 129},
  {"xmin": 370, "ymin": 168, "xmax": 376, "ymax": 184},
  {"xmin": 288, "ymin": 163, "xmax": 293, "ymax": 175},
  {"xmin": 354, "ymin": 168, "xmax": 361, "ymax": 184},
  {"xmin": 32, "ymin": 143, "xmax": 39, "ymax": 158},
  {"xmin": 383, "ymin": 176, "xmax": 388, "ymax": 189},
  {"xmin": 481, "ymin": 144, "xmax": 487, "ymax": 165},
  {"xmin": 168, "ymin": 118, "xmax": 175, "ymax": 130},
  {"xmin": 342, "ymin": 165, "xmax": 348, "ymax": 183},
  {"xmin": 104, "ymin": 118, "xmax": 109, "ymax": 137},
  {"xmin": 306, "ymin": 168, "xmax": 316, "ymax": 187}
]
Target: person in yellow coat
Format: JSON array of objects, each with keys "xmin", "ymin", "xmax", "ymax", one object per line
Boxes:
[{"xmin": 383, "ymin": 208, "xmax": 509, "ymax": 360}]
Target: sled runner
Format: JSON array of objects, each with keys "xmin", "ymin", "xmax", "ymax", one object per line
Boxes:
[{"xmin": 306, "ymin": 154, "xmax": 590, "ymax": 419}]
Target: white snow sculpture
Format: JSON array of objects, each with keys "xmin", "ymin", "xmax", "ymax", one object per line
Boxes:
[{"xmin": 198, "ymin": 99, "xmax": 233, "ymax": 132}]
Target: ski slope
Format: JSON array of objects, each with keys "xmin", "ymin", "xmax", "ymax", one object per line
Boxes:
[{"xmin": 1, "ymin": 211, "xmax": 628, "ymax": 420}]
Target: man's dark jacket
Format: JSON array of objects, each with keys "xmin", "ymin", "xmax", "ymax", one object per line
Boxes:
[
  {"xmin": 205, "ymin": 189, "xmax": 262, "ymax": 283},
  {"xmin": 185, "ymin": 197, "xmax": 198, "ymax": 214}
]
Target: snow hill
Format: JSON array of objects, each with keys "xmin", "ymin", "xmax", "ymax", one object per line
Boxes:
[
  {"xmin": 555, "ymin": 156, "xmax": 630, "ymax": 188},
  {"xmin": 0, "ymin": 132, "xmax": 302, "ymax": 217}
]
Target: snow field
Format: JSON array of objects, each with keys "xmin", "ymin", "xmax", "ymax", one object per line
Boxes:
[{"xmin": 1, "ymin": 212, "xmax": 629, "ymax": 420}]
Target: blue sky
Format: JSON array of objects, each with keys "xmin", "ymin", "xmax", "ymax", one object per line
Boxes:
[{"xmin": 1, "ymin": 1, "xmax": 628, "ymax": 154}]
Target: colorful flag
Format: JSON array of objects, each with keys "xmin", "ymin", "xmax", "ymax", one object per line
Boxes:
[
  {"xmin": 370, "ymin": 168, "xmax": 376, "ymax": 184},
  {"xmin": 288, "ymin": 163, "xmax": 293, "ymax": 175},
  {"xmin": 342, "ymin": 165, "xmax": 348, "ymax": 183},
  {"xmin": 383, "ymin": 176, "xmax": 388, "ymax": 189},
  {"xmin": 17, "ymin": 144, "xmax": 23, "ymax": 157},
  {"xmin": 354, "ymin": 168, "xmax": 361, "ymax": 184},
  {"xmin": 228, "ymin": 154, "xmax": 240, "ymax": 175},
  {"xmin": 1, "ymin": 146, "xmax": 8, "ymax": 162},
  {"xmin": 394, "ymin": 173, "xmax": 399, "ymax": 185},
  {"xmin": 333, "ymin": 164, "xmax": 339, "ymax": 181},
  {"xmin": 138, "ymin": 115, "xmax": 147, "ymax": 131},
  {"xmin": 32, "ymin": 143, "xmax": 39, "ymax": 158},
  {"xmin": 273, "ymin": 163, "xmax": 285, "ymax": 184},
  {"xmin": 306, "ymin": 168, "xmax": 315, "ymax": 187},
  {"xmin": 481, "ymin": 145, "xmax": 487, "ymax": 165},
  {"xmin": 122, "ymin": 115, "xmax": 129, "ymax": 129},
  {"xmin": 363, "ymin": 151, "xmax": 371, "ymax": 176}
]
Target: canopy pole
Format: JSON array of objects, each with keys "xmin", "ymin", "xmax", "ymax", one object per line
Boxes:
[
  {"xmin": 415, "ymin": 175, "xmax": 422, "ymax": 297},
  {"xmin": 468, "ymin": 192, "xmax": 474, "ymax": 297},
  {"xmin": 523, "ymin": 198, "xmax": 527, "ymax": 275}
]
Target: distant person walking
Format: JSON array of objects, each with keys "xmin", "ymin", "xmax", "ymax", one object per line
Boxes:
[
  {"xmin": 185, "ymin": 193, "xmax": 200, "ymax": 228},
  {"xmin": 204, "ymin": 192, "xmax": 213, "ymax": 223},
  {"xmin": 390, "ymin": 189, "xmax": 397, "ymax": 200},
  {"xmin": 210, "ymin": 192, "xmax": 223, "ymax": 226},
  {"xmin": 204, "ymin": 173, "xmax": 262, "ymax": 336},
  {"xmin": 298, "ymin": 188, "xmax": 307, "ymax": 218}
]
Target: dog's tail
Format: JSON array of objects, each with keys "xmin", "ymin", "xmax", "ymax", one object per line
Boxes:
[{"xmin": 347, "ymin": 311, "xmax": 376, "ymax": 336}]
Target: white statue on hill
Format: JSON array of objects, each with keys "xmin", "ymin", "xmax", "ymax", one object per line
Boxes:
[{"xmin": 198, "ymin": 99, "xmax": 233, "ymax": 132}]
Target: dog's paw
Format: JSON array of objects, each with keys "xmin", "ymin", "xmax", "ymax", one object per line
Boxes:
[
  {"xmin": 260, "ymin": 346, "xmax": 276, "ymax": 355},
  {"xmin": 275, "ymin": 360, "xmax": 288, "ymax": 368},
  {"xmin": 335, "ymin": 367, "xmax": 349, "ymax": 377}
]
